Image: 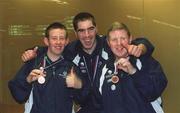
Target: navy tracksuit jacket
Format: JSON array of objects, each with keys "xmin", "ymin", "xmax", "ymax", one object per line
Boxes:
[
  {"xmin": 8, "ymin": 52, "xmax": 80, "ymax": 113},
  {"xmin": 99, "ymin": 55, "xmax": 167, "ymax": 113}
]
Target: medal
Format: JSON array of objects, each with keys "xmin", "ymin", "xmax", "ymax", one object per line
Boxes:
[
  {"xmin": 38, "ymin": 76, "xmax": 45, "ymax": 84},
  {"xmin": 38, "ymin": 67, "xmax": 46, "ymax": 84},
  {"xmin": 111, "ymin": 75, "xmax": 119, "ymax": 84}
]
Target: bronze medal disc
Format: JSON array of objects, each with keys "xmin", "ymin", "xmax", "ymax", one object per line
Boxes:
[{"xmin": 111, "ymin": 75, "xmax": 119, "ymax": 83}]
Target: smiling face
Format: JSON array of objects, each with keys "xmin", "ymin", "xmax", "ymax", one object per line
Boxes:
[
  {"xmin": 108, "ymin": 29, "xmax": 132, "ymax": 59},
  {"xmin": 75, "ymin": 19, "xmax": 97, "ymax": 53},
  {"xmin": 44, "ymin": 28, "xmax": 69, "ymax": 60}
]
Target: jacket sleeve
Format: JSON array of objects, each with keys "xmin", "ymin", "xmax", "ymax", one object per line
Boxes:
[
  {"xmin": 132, "ymin": 37, "xmax": 154, "ymax": 58},
  {"xmin": 37, "ymin": 46, "xmax": 47, "ymax": 56},
  {"xmin": 72, "ymin": 80, "xmax": 91, "ymax": 105},
  {"xmin": 8, "ymin": 61, "xmax": 34, "ymax": 104},
  {"xmin": 131, "ymin": 57, "xmax": 167, "ymax": 102}
]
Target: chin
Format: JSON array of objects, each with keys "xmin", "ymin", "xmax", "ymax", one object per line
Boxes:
[
  {"xmin": 84, "ymin": 45, "xmax": 92, "ymax": 50},
  {"xmin": 55, "ymin": 51, "xmax": 62, "ymax": 55},
  {"xmin": 116, "ymin": 54, "xmax": 125, "ymax": 58}
]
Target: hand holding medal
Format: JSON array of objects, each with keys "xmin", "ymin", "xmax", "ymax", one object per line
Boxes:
[
  {"xmin": 116, "ymin": 58, "xmax": 136, "ymax": 75},
  {"xmin": 26, "ymin": 67, "xmax": 46, "ymax": 84}
]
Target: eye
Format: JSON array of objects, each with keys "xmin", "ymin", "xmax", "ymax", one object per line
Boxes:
[
  {"xmin": 88, "ymin": 26, "xmax": 95, "ymax": 31},
  {"xmin": 59, "ymin": 37, "xmax": 66, "ymax": 41},
  {"xmin": 50, "ymin": 36, "xmax": 58, "ymax": 40},
  {"xmin": 110, "ymin": 37, "xmax": 118, "ymax": 42},
  {"xmin": 77, "ymin": 29, "xmax": 85, "ymax": 33},
  {"xmin": 122, "ymin": 37, "xmax": 126, "ymax": 40}
]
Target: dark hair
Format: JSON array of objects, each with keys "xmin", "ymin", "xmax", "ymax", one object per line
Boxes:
[
  {"xmin": 107, "ymin": 22, "xmax": 131, "ymax": 40},
  {"xmin": 73, "ymin": 12, "xmax": 96, "ymax": 31},
  {"xmin": 45, "ymin": 22, "xmax": 68, "ymax": 38}
]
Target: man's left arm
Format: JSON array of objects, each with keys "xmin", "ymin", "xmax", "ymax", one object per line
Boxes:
[{"xmin": 130, "ymin": 57, "xmax": 168, "ymax": 102}]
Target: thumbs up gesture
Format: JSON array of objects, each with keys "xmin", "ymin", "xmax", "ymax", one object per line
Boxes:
[
  {"xmin": 21, "ymin": 46, "xmax": 38, "ymax": 62},
  {"xmin": 66, "ymin": 67, "xmax": 82, "ymax": 89},
  {"xmin": 123, "ymin": 43, "xmax": 146, "ymax": 58}
]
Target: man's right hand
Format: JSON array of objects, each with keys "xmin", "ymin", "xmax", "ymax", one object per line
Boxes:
[
  {"xmin": 21, "ymin": 46, "xmax": 38, "ymax": 62},
  {"xmin": 26, "ymin": 68, "xmax": 45, "ymax": 83},
  {"xmin": 66, "ymin": 67, "xmax": 82, "ymax": 89}
]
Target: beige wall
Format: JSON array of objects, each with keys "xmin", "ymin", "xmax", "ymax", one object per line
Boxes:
[
  {"xmin": 0, "ymin": 4, "xmax": 3, "ymax": 104},
  {"xmin": 0, "ymin": 0, "xmax": 180, "ymax": 113},
  {"xmin": 143, "ymin": 1, "xmax": 180, "ymax": 113},
  {"xmin": 0, "ymin": 32, "xmax": 2, "ymax": 103}
]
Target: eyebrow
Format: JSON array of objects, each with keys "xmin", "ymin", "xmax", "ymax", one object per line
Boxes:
[{"xmin": 77, "ymin": 26, "xmax": 95, "ymax": 31}]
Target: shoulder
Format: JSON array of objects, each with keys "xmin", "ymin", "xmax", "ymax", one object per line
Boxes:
[
  {"xmin": 66, "ymin": 40, "xmax": 79, "ymax": 50},
  {"xmin": 138, "ymin": 56, "xmax": 163, "ymax": 72},
  {"xmin": 97, "ymin": 35, "xmax": 107, "ymax": 43},
  {"xmin": 63, "ymin": 40, "xmax": 80, "ymax": 60}
]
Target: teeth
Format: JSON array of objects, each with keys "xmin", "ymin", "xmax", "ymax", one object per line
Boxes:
[
  {"xmin": 85, "ymin": 41, "xmax": 91, "ymax": 44},
  {"xmin": 84, "ymin": 39, "xmax": 90, "ymax": 41},
  {"xmin": 55, "ymin": 46, "xmax": 61, "ymax": 49}
]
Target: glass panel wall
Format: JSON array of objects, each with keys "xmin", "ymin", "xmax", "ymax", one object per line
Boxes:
[{"xmin": 0, "ymin": 0, "xmax": 179, "ymax": 113}]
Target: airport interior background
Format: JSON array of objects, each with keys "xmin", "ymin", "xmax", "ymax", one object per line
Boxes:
[{"xmin": 0, "ymin": 0, "xmax": 180, "ymax": 113}]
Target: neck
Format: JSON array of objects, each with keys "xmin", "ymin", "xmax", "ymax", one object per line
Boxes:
[
  {"xmin": 83, "ymin": 39, "xmax": 97, "ymax": 54},
  {"xmin": 47, "ymin": 51, "xmax": 61, "ymax": 62}
]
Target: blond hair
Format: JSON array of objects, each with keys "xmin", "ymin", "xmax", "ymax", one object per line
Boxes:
[{"xmin": 107, "ymin": 22, "xmax": 131, "ymax": 40}]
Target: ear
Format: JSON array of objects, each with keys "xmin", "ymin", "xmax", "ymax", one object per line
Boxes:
[
  {"xmin": 129, "ymin": 35, "xmax": 133, "ymax": 44},
  {"xmin": 43, "ymin": 37, "xmax": 49, "ymax": 46},
  {"xmin": 74, "ymin": 30, "xmax": 78, "ymax": 38},
  {"xmin": 106, "ymin": 38, "xmax": 110, "ymax": 47},
  {"xmin": 95, "ymin": 26, "xmax": 98, "ymax": 33},
  {"xmin": 65, "ymin": 38, "xmax": 69, "ymax": 46}
]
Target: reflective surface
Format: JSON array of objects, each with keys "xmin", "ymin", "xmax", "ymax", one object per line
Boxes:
[{"xmin": 0, "ymin": 0, "xmax": 180, "ymax": 113}]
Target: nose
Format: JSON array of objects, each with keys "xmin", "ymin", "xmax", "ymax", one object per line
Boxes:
[
  {"xmin": 117, "ymin": 38, "xmax": 122, "ymax": 46},
  {"xmin": 56, "ymin": 37, "xmax": 62, "ymax": 44},
  {"xmin": 84, "ymin": 30, "xmax": 90, "ymax": 37}
]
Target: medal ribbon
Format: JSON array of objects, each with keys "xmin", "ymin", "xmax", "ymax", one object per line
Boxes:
[{"xmin": 83, "ymin": 55, "xmax": 99, "ymax": 86}]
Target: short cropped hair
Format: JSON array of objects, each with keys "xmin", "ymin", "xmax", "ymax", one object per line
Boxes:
[
  {"xmin": 45, "ymin": 22, "xmax": 68, "ymax": 38},
  {"xmin": 73, "ymin": 12, "xmax": 96, "ymax": 31}
]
